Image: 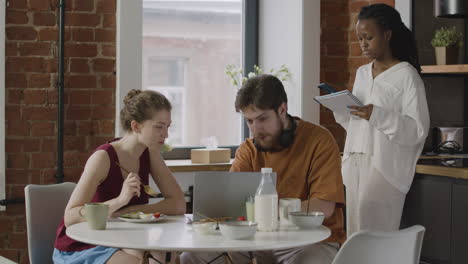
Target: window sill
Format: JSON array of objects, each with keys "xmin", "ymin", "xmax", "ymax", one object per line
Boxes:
[{"xmin": 165, "ymin": 159, "xmax": 233, "ymax": 173}]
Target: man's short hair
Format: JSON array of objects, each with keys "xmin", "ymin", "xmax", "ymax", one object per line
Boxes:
[{"xmin": 235, "ymin": 74, "xmax": 288, "ymax": 112}]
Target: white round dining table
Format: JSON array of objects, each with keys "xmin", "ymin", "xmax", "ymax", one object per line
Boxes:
[{"xmin": 66, "ymin": 216, "xmax": 331, "ymax": 252}]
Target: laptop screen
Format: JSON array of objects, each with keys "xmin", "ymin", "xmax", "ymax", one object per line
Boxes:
[{"xmin": 192, "ymin": 171, "xmax": 277, "ymax": 220}]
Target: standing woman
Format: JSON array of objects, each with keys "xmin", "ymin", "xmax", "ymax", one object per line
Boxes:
[
  {"xmin": 53, "ymin": 89, "xmax": 186, "ymax": 263},
  {"xmin": 333, "ymin": 4, "xmax": 430, "ymax": 237}
]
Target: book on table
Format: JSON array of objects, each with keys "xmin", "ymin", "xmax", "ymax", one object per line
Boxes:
[{"xmin": 314, "ymin": 90, "xmax": 363, "ymax": 114}]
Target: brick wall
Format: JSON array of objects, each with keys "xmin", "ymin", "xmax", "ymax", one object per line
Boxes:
[
  {"xmin": 320, "ymin": 0, "xmax": 395, "ymax": 149},
  {"xmin": 0, "ymin": 0, "xmax": 397, "ymax": 262},
  {"xmin": 1, "ymin": 0, "xmax": 116, "ymax": 262}
]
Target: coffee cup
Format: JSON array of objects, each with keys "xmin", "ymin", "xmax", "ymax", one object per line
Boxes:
[
  {"xmin": 83, "ymin": 203, "xmax": 109, "ymax": 230},
  {"xmin": 279, "ymin": 198, "xmax": 301, "ymax": 227}
]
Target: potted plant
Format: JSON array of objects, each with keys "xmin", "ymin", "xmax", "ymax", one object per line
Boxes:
[{"xmin": 431, "ymin": 26, "xmax": 463, "ymax": 65}]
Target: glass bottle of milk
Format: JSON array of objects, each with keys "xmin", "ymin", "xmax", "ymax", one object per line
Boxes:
[{"xmin": 254, "ymin": 168, "xmax": 278, "ymax": 231}]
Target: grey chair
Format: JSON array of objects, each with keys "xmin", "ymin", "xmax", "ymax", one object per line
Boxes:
[
  {"xmin": 332, "ymin": 225, "xmax": 425, "ymax": 264},
  {"xmin": 25, "ymin": 182, "xmax": 76, "ymax": 264}
]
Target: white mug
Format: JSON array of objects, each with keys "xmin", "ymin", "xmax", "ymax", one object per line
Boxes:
[{"xmin": 279, "ymin": 198, "xmax": 301, "ymax": 226}]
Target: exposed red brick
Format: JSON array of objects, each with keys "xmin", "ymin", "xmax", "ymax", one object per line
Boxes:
[
  {"xmin": 7, "ymin": 154, "xmax": 29, "ymax": 169},
  {"xmin": 23, "ymin": 138, "xmax": 41, "ymax": 152},
  {"xmin": 91, "ymin": 105, "xmax": 114, "ymax": 119},
  {"xmin": 64, "ymin": 120, "xmax": 77, "ymax": 136},
  {"xmin": 96, "ymin": 0, "xmax": 116, "ymax": 13},
  {"xmin": 64, "ymin": 136, "xmax": 87, "ymax": 151},
  {"xmin": 23, "ymin": 89, "xmax": 47, "ymax": 104},
  {"xmin": 22, "ymin": 106, "xmax": 56, "ymax": 120},
  {"xmin": 5, "ymin": 139, "xmax": 23, "ymax": 153},
  {"xmin": 6, "ymin": 26, "xmax": 37, "ymax": 40},
  {"xmin": 30, "ymin": 152, "xmax": 55, "ymax": 168},
  {"xmin": 66, "ymin": 105, "xmax": 92, "ymax": 120},
  {"xmin": 29, "ymin": 73, "xmax": 51, "ymax": 88},
  {"xmin": 64, "ymin": 151, "xmax": 80, "ymax": 167},
  {"xmin": 31, "ymin": 122, "xmax": 55, "ymax": 136},
  {"xmin": 33, "ymin": 12, "xmax": 56, "ymax": 26},
  {"xmin": 66, "ymin": 13, "xmax": 100, "ymax": 27},
  {"xmin": 19, "ymin": 42, "xmax": 52, "ymax": 56},
  {"xmin": 29, "ymin": 0, "xmax": 53, "ymax": 11},
  {"xmin": 95, "ymin": 28, "xmax": 115, "ymax": 42},
  {"xmin": 6, "ymin": 43, "xmax": 18, "ymax": 56},
  {"xmin": 72, "ymin": 0, "xmax": 95, "ymax": 12},
  {"xmin": 38, "ymin": 28, "xmax": 58, "ymax": 41},
  {"xmin": 350, "ymin": 1, "xmax": 370, "ymax": 13},
  {"xmin": 6, "ymin": 10, "xmax": 28, "ymax": 24},
  {"xmin": 77, "ymin": 120, "xmax": 93, "ymax": 135},
  {"xmin": 5, "ymin": 106, "xmax": 21, "ymax": 121},
  {"xmin": 65, "ymin": 43, "xmax": 98, "ymax": 57},
  {"xmin": 72, "ymin": 28, "xmax": 94, "ymax": 42},
  {"xmin": 101, "ymin": 44, "xmax": 115, "ymax": 57},
  {"xmin": 65, "ymin": 74, "xmax": 97, "ymax": 88},
  {"xmin": 6, "ymin": 73, "xmax": 27, "ymax": 88},
  {"xmin": 103, "ymin": 14, "xmax": 115, "ymax": 28},
  {"xmin": 7, "ymin": 0, "xmax": 27, "ymax": 9},
  {"xmin": 92, "ymin": 90, "xmax": 113, "ymax": 105},
  {"xmin": 100, "ymin": 75, "xmax": 115, "ymax": 89},
  {"xmin": 70, "ymin": 58, "xmax": 90, "ymax": 73},
  {"xmin": 6, "ymin": 169, "xmax": 29, "ymax": 184},
  {"xmin": 69, "ymin": 90, "xmax": 92, "ymax": 105},
  {"xmin": 92, "ymin": 58, "xmax": 115, "ymax": 72},
  {"xmin": 7, "ymin": 120, "xmax": 30, "ymax": 137}
]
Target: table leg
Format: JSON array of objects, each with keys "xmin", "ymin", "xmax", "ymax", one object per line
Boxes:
[
  {"xmin": 248, "ymin": 252, "xmax": 258, "ymax": 264},
  {"xmin": 223, "ymin": 252, "xmax": 233, "ymax": 264},
  {"xmin": 165, "ymin": 252, "xmax": 172, "ymax": 264}
]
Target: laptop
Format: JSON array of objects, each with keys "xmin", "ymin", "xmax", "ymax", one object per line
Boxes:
[{"xmin": 192, "ymin": 171, "xmax": 277, "ymax": 220}]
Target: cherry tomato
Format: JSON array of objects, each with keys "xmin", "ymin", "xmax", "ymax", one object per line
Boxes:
[
  {"xmin": 153, "ymin": 212, "xmax": 161, "ymax": 218},
  {"xmin": 237, "ymin": 216, "xmax": 246, "ymax": 221}
]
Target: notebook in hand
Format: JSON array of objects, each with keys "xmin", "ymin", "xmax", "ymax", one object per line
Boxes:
[{"xmin": 314, "ymin": 90, "xmax": 363, "ymax": 113}]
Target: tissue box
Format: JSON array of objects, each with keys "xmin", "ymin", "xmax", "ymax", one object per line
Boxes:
[{"xmin": 191, "ymin": 148, "xmax": 231, "ymax": 164}]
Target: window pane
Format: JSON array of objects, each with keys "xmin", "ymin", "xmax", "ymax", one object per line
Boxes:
[{"xmin": 142, "ymin": 0, "xmax": 242, "ymax": 147}]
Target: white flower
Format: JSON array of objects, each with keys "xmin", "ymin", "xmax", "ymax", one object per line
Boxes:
[{"xmin": 248, "ymin": 72, "xmax": 256, "ymax": 78}]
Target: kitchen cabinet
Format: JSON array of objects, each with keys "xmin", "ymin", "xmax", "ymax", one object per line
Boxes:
[
  {"xmin": 401, "ymin": 174, "xmax": 468, "ymax": 264},
  {"xmin": 401, "ymin": 174, "xmax": 451, "ymax": 263},
  {"xmin": 451, "ymin": 180, "xmax": 468, "ymax": 263}
]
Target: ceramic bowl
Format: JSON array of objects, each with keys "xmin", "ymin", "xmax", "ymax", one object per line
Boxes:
[
  {"xmin": 289, "ymin": 211, "xmax": 324, "ymax": 229},
  {"xmin": 219, "ymin": 221, "xmax": 257, "ymax": 240},
  {"xmin": 192, "ymin": 221, "xmax": 217, "ymax": 235}
]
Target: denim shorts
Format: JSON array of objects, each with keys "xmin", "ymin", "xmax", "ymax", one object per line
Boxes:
[{"xmin": 53, "ymin": 246, "xmax": 119, "ymax": 264}]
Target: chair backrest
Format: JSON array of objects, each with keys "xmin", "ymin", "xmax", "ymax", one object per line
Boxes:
[
  {"xmin": 332, "ymin": 225, "xmax": 425, "ymax": 264},
  {"xmin": 24, "ymin": 182, "xmax": 76, "ymax": 264}
]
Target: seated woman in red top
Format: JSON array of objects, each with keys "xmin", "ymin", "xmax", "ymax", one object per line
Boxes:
[{"xmin": 53, "ymin": 89, "xmax": 186, "ymax": 264}]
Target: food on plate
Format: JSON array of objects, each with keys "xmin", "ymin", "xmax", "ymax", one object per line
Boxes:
[{"xmin": 120, "ymin": 212, "xmax": 142, "ymax": 219}]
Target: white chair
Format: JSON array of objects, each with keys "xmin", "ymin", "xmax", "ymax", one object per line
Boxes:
[
  {"xmin": 332, "ymin": 225, "xmax": 425, "ymax": 264},
  {"xmin": 25, "ymin": 182, "xmax": 76, "ymax": 264}
]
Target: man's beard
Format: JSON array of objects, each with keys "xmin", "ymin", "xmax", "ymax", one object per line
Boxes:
[
  {"xmin": 253, "ymin": 122, "xmax": 285, "ymax": 152},
  {"xmin": 253, "ymin": 132, "xmax": 283, "ymax": 152}
]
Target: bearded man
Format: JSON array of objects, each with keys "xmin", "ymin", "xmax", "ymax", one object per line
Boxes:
[{"xmin": 181, "ymin": 74, "xmax": 345, "ymax": 264}]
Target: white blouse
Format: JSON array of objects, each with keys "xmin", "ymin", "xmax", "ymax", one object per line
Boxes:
[{"xmin": 334, "ymin": 61, "xmax": 430, "ymax": 194}]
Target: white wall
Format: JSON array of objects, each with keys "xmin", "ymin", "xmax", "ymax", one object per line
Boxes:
[
  {"xmin": 395, "ymin": 0, "xmax": 412, "ymax": 30},
  {"xmin": 116, "ymin": 0, "xmax": 143, "ymax": 137},
  {"xmin": 258, "ymin": 0, "xmax": 320, "ymax": 123}
]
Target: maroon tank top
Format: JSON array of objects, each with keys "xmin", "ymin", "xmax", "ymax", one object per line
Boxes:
[{"xmin": 54, "ymin": 141, "xmax": 150, "ymax": 252}]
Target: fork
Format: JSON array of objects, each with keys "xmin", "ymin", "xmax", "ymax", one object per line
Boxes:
[{"xmin": 115, "ymin": 162, "xmax": 160, "ymax": 197}]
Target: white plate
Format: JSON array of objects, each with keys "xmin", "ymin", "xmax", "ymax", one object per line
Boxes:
[{"xmin": 118, "ymin": 214, "xmax": 166, "ymax": 223}]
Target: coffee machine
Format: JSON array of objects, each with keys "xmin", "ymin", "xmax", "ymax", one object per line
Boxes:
[{"xmin": 432, "ymin": 127, "xmax": 468, "ymax": 154}]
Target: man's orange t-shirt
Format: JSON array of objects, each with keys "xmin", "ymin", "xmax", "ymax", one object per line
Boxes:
[{"xmin": 230, "ymin": 117, "xmax": 346, "ymax": 244}]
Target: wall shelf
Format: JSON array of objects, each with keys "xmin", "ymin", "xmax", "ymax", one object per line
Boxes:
[{"xmin": 421, "ymin": 64, "xmax": 468, "ymax": 74}]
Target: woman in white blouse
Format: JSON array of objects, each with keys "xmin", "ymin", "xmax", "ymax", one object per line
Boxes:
[{"xmin": 334, "ymin": 3, "xmax": 430, "ymax": 237}]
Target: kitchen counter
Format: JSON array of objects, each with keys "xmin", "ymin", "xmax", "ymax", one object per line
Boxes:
[
  {"xmin": 165, "ymin": 156, "xmax": 468, "ymax": 180},
  {"xmin": 165, "ymin": 159, "xmax": 233, "ymax": 172},
  {"xmin": 416, "ymin": 155, "xmax": 468, "ymax": 180}
]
